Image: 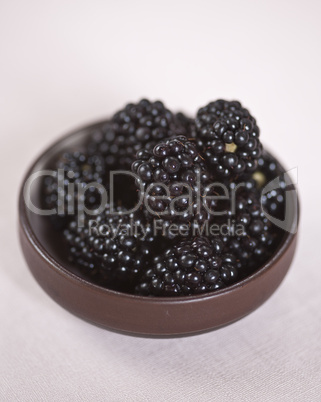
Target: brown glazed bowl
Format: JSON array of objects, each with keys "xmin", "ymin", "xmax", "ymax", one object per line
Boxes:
[{"xmin": 18, "ymin": 121, "xmax": 299, "ymax": 337}]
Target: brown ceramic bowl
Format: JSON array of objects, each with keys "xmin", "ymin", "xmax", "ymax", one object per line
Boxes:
[{"xmin": 18, "ymin": 121, "xmax": 299, "ymax": 337}]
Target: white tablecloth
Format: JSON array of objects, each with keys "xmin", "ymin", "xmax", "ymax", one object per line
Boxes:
[{"xmin": 1, "ymin": 1, "xmax": 320, "ymax": 400}]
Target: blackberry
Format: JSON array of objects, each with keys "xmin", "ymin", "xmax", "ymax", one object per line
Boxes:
[
  {"xmin": 132, "ymin": 136, "xmax": 214, "ymax": 238},
  {"xmin": 42, "ymin": 151, "xmax": 106, "ymax": 227},
  {"xmin": 256, "ymin": 151, "xmax": 287, "ymax": 221},
  {"xmin": 87, "ymin": 99, "xmax": 190, "ymax": 170},
  {"xmin": 220, "ymin": 184, "xmax": 280, "ymax": 269},
  {"xmin": 136, "ymin": 236, "xmax": 241, "ymax": 296},
  {"xmin": 262, "ymin": 186, "xmax": 286, "ymax": 221},
  {"xmin": 195, "ymin": 100, "xmax": 262, "ymax": 178},
  {"xmin": 225, "ymin": 152, "xmax": 287, "ymax": 221},
  {"xmin": 63, "ymin": 206, "xmax": 158, "ymax": 292}
]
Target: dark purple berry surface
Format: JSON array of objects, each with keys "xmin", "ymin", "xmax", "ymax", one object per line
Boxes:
[
  {"xmin": 195, "ymin": 100, "xmax": 262, "ymax": 178},
  {"xmin": 42, "ymin": 99, "xmax": 287, "ymax": 296}
]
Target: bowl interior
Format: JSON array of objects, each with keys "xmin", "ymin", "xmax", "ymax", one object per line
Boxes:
[{"xmin": 24, "ymin": 125, "xmax": 97, "ymax": 280}]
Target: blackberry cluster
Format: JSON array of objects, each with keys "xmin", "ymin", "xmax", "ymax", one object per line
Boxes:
[
  {"xmin": 195, "ymin": 100, "xmax": 262, "ymax": 178},
  {"xmin": 132, "ymin": 136, "xmax": 215, "ymax": 237},
  {"xmin": 136, "ymin": 236, "xmax": 240, "ymax": 296},
  {"xmin": 42, "ymin": 151, "xmax": 106, "ymax": 227},
  {"xmin": 63, "ymin": 206, "xmax": 161, "ymax": 292},
  {"xmin": 87, "ymin": 99, "xmax": 191, "ymax": 170},
  {"xmin": 42, "ymin": 98, "xmax": 287, "ymax": 297}
]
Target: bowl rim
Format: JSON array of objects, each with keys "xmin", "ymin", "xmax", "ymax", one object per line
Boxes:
[{"xmin": 19, "ymin": 119, "xmax": 299, "ymax": 304}]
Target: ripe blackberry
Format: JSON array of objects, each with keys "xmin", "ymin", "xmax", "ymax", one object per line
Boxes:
[
  {"xmin": 224, "ymin": 152, "xmax": 287, "ymax": 222},
  {"xmin": 42, "ymin": 151, "xmax": 106, "ymax": 227},
  {"xmin": 195, "ymin": 100, "xmax": 262, "ymax": 178},
  {"xmin": 135, "ymin": 236, "xmax": 241, "ymax": 296},
  {"xmin": 63, "ymin": 206, "xmax": 158, "ymax": 292},
  {"xmin": 220, "ymin": 184, "xmax": 280, "ymax": 269},
  {"xmin": 87, "ymin": 99, "xmax": 190, "ymax": 170},
  {"xmin": 262, "ymin": 187, "xmax": 286, "ymax": 221},
  {"xmin": 256, "ymin": 151, "xmax": 287, "ymax": 221},
  {"xmin": 132, "ymin": 136, "xmax": 214, "ymax": 238}
]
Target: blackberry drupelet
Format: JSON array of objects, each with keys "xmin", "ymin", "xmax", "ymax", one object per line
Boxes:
[
  {"xmin": 135, "ymin": 236, "xmax": 241, "ymax": 296},
  {"xmin": 132, "ymin": 136, "xmax": 214, "ymax": 238},
  {"xmin": 87, "ymin": 99, "xmax": 191, "ymax": 170},
  {"xmin": 42, "ymin": 151, "xmax": 106, "ymax": 227},
  {"xmin": 63, "ymin": 206, "xmax": 159, "ymax": 292},
  {"xmin": 195, "ymin": 99, "xmax": 262, "ymax": 178}
]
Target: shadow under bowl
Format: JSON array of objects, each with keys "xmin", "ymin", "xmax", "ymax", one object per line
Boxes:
[{"xmin": 18, "ymin": 120, "xmax": 299, "ymax": 337}]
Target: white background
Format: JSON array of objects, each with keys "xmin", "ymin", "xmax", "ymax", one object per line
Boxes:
[{"xmin": 1, "ymin": 0, "xmax": 320, "ymax": 400}]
